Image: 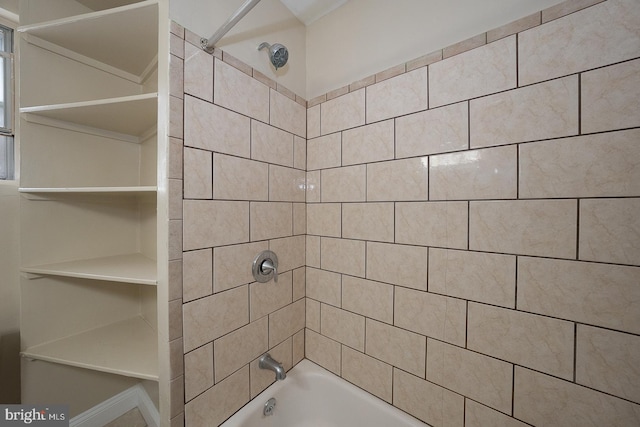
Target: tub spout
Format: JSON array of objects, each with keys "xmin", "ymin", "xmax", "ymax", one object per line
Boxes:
[{"xmin": 259, "ymin": 353, "xmax": 286, "ymax": 381}]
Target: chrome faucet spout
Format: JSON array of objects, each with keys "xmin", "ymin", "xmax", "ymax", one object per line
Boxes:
[{"xmin": 259, "ymin": 353, "xmax": 286, "ymax": 381}]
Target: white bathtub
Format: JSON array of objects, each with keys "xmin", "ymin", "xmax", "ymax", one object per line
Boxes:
[{"xmin": 220, "ymin": 359, "xmax": 427, "ymax": 427}]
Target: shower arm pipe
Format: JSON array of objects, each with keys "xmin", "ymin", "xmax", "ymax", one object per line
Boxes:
[{"xmin": 200, "ymin": 0, "xmax": 262, "ymax": 53}]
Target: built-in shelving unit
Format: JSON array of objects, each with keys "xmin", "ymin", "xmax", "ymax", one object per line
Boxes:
[{"xmin": 18, "ymin": 0, "xmax": 167, "ymax": 420}]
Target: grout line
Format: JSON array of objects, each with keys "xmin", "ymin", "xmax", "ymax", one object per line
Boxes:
[{"xmin": 573, "ymin": 323, "xmax": 578, "ymax": 383}]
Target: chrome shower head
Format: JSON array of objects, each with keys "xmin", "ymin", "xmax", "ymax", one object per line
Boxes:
[{"xmin": 258, "ymin": 42, "xmax": 289, "ymax": 70}]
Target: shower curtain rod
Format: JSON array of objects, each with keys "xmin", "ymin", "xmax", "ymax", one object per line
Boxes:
[{"xmin": 201, "ymin": 0, "xmax": 263, "ymax": 53}]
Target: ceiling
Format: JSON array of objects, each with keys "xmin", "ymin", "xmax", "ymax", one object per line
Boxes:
[{"xmin": 279, "ymin": 0, "xmax": 349, "ymax": 26}]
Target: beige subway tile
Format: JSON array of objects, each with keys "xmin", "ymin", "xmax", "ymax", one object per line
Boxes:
[
  {"xmin": 306, "ymin": 171, "xmax": 321, "ymax": 203},
  {"xmin": 367, "ymin": 157, "xmax": 429, "ymax": 201},
  {"xmin": 342, "ymin": 347, "xmax": 393, "ymax": 403},
  {"xmin": 293, "ymin": 203, "xmax": 306, "ymax": 236},
  {"xmin": 306, "ymin": 236, "xmax": 321, "ymax": 268},
  {"xmin": 342, "ymin": 120, "xmax": 394, "ymax": 166},
  {"xmin": 183, "ymin": 147, "xmax": 212, "ymax": 200},
  {"xmin": 520, "ymin": 130, "xmax": 640, "ymax": 199},
  {"xmin": 250, "ymin": 202, "xmax": 292, "ymax": 242},
  {"xmin": 269, "ymin": 235, "xmax": 305, "ymax": 272},
  {"xmin": 184, "ymin": 95, "xmax": 250, "ymax": 158},
  {"xmin": 275, "ymin": 84, "xmax": 295, "ymax": 101},
  {"xmin": 170, "ymin": 376, "xmax": 185, "ymax": 419},
  {"xmin": 427, "ymin": 339, "xmax": 513, "ymax": 414},
  {"xmin": 430, "ymin": 36, "xmax": 517, "ymax": 108},
  {"xmin": 309, "ymin": 94, "xmax": 326, "ymax": 108},
  {"xmin": 518, "ymin": 257, "xmax": 640, "ymax": 334},
  {"xmin": 214, "ymin": 317, "xmax": 268, "ymax": 382},
  {"xmin": 342, "ymin": 275, "xmax": 393, "ymax": 324},
  {"xmin": 327, "ymin": 85, "xmax": 349, "ymax": 101},
  {"xmin": 393, "ymin": 368, "xmax": 464, "ymax": 427},
  {"xmin": 321, "ymin": 165, "xmax": 366, "ymax": 202},
  {"xmin": 213, "ymin": 154, "xmax": 268, "ymax": 201},
  {"xmin": 430, "ymin": 145, "xmax": 517, "ymax": 200},
  {"xmin": 469, "ymin": 200, "xmax": 577, "ymax": 258},
  {"xmin": 321, "ymin": 237, "xmax": 365, "ymax": 277},
  {"xmin": 222, "ymin": 52, "xmax": 252, "ymax": 76},
  {"xmin": 169, "ymin": 220, "xmax": 183, "ymax": 261},
  {"xmin": 307, "ymin": 203, "xmax": 341, "ymax": 237},
  {"xmin": 395, "ymin": 288, "xmax": 466, "ymax": 346},
  {"xmin": 406, "ymin": 51, "xmax": 442, "ymax": 71},
  {"xmin": 342, "ymin": 203, "xmax": 394, "ymax": 242},
  {"xmin": 468, "ymin": 302, "xmax": 574, "ymax": 379},
  {"xmin": 185, "ymin": 365, "xmax": 249, "ymax": 427},
  {"xmin": 375, "ymin": 63, "xmax": 406, "ymax": 82},
  {"xmin": 306, "ymin": 298, "xmax": 320, "ymax": 332},
  {"xmin": 250, "ymin": 270, "xmax": 292, "ymax": 321},
  {"xmin": 583, "ymin": 58, "xmax": 640, "ymax": 133},
  {"xmin": 577, "ymin": 325, "xmax": 640, "ymax": 403},
  {"xmin": 169, "ymin": 298, "xmax": 183, "ymax": 341},
  {"xmin": 396, "ymin": 202, "xmax": 468, "ymax": 249},
  {"xmin": 542, "ymin": 0, "xmax": 607, "ymax": 23},
  {"xmin": 183, "ymin": 248, "xmax": 212, "ymax": 302},
  {"xmin": 169, "ymin": 95, "xmax": 183, "ymax": 139},
  {"xmin": 213, "ymin": 242, "xmax": 268, "ymax": 293},
  {"xmin": 395, "ymin": 101, "xmax": 468, "ymax": 158},
  {"xmin": 169, "ymin": 137, "xmax": 183, "ymax": 180},
  {"xmin": 270, "ymin": 88, "xmax": 306, "ymax": 138},
  {"xmin": 293, "ymin": 330, "xmax": 304, "ymax": 365},
  {"xmin": 184, "ymin": 42, "xmax": 213, "ymax": 102},
  {"xmin": 305, "ymin": 329, "xmax": 341, "ymax": 375},
  {"xmin": 214, "ymin": 59, "xmax": 269, "ymax": 122},
  {"xmin": 321, "ymin": 304, "xmax": 365, "ymax": 351},
  {"xmin": 184, "ymin": 343, "xmax": 213, "ymax": 402},
  {"xmin": 182, "ymin": 286, "xmax": 248, "ymax": 352},
  {"xmin": 292, "ymin": 267, "xmax": 305, "ymax": 300},
  {"xmin": 293, "ymin": 136, "xmax": 306, "ymax": 171},
  {"xmin": 321, "ymin": 89, "xmax": 365, "ymax": 135},
  {"xmin": 520, "ymin": 0, "xmax": 640, "ymax": 85},
  {"xmin": 268, "ymin": 165, "xmax": 306, "ymax": 202},
  {"xmin": 170, "ymin": 31, "xmax": 184, "ymax": 57},
  {"xmin": 249, "ymin": 338, "xmax": 292, "ymax": 398},
  {"xmin": 252, "ymin": 69, "xmax": 275, "ymax": 90},
  {"xmin": 366, "ymin": 319, "xmax": 426, "ymax": 377},
  {"xmin": 366, "ymin": 242, "xmax": 428, "ymax": 291},
  {"xmin": 580, "ymin": 198, "xmax": 640, "ymax": 265},
  {"xmin": 349, "ymin": 74, "xmax": 376, "ymax": 92},
  {"xmin": 487, "ymin": 12, "xmax": 541, "ymax": 43},
  {"xmin": 366, "ymin": 67, "xmax": 428, "ymax": 123},
  {"xmin": 514, "ymin": 366, "xmax": 640, "ymax": 426},
  {"xmin": 470, "ymin": 76, "xmax": 579, "ymax": 148},
  {"xmin": 169, "ymin": 179, "xmax": 182, "ymax": 220},
  {"xmin": 251, "ymin": 121, "xmax": 294, "ymax": 168},
  {"xmin": 429, "ymin": 248, "xmax": 516, "ymax": 308},
  {"xmin": 466, "ymin": 400, "xmax": 529, "ymax": 427},
  {"xmin": 307, "ymin": 133, "xmax": 341, "ymax": 171},
  {"xmin": 306, "ymin": 267, "xmax": 341, "ymax": 306},
  {"xmin": 307, "ymin": 104, "xmax": 321, "ymax": 139},
  {"xmin": 169, "ymin": 260, "xmax": 183, "ymax": 302},
  {"xmin": 443, "ymin": 33, "xmax": 486, "ymax": 59},
  {"xmin": 269, "ymin": 299, "xmax": 305, "ymax": 347},
  {"xmin": 183, "ymin": 201, "xmax": 249, "ymax": 250},
  {"xmin": 169, "ymin": 54, "xmax": 184, "ymax": 99}
]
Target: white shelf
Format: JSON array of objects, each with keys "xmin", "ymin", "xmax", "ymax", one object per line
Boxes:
[
  {"xmin": 19, "ymin": 1, "xmax": 158, "ymax": 79},
  {"xmin": 21, "ymin": 93, "xmax": 158, "ymax": 139},
  {"xmin": 19, "ymin": 186, "xmax": 157, "ymax": 194},
  {"xmin": 22, "ymin": 253, "xmax": 157, "ymax": 285},
  {"xmin": 22, "ymin": 316, "xmax": 158, "ymax": 381}
]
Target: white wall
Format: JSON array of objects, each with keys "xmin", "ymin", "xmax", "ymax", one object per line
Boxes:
[
  {"xmin": 169, "ymin": 0, "xmax": 307, "ymax": 98},
  {"xmin": 306, "ymin": 0, "xmax": 566, "ymax": 99}
]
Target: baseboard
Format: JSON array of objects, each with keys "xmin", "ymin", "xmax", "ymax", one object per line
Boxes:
[{"xmin": 70, "ymin": 384, "xmax": 159, "ymax": 427}]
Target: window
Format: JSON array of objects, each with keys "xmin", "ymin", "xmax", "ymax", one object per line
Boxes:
[{"xmin": 0, "ymin": 23, "xmax": 13, "ymax": 180}]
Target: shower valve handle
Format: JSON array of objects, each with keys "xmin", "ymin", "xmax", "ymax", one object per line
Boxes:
[{"xmin": 260, "ymin": 259, "xmax": 278, "ymax": 283}]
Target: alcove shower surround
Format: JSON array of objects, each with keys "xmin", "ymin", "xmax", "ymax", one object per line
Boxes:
[{"xmin": 166, "ymin": 0, "xmax": 640, "ymax": 425}]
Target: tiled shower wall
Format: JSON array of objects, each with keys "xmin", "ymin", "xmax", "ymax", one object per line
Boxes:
[
  {"xmin": 168, "ymin": 24, "xmax": 307, "ymax": 426},
  {"xmin": 305, "ymin": 0, "xmax": 640, "ymax": 426}
]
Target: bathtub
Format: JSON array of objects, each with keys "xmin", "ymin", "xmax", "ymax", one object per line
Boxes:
[{"xmin": 220, "ymin": 359, "xmax": 427, "ymax": 427}]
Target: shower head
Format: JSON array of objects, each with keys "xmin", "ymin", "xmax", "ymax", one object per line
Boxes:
[{"xmin": 258, "ymin": 42, "xmax": 289, "ymax": 70}]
